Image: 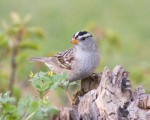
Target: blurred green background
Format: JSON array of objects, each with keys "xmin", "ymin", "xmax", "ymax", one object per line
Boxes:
[{"xmin": 0, "ymin": 0, "xmax": 150, "ymax": 106}]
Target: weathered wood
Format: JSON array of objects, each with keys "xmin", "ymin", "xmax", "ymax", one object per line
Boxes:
[{"xmin": 55, "ymin": 65, "xmax": 150, "ymax": 120}]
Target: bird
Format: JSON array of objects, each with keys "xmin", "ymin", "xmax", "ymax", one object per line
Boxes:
[{"xmin": 28, "ymin": 31, "xmax": 100, "ymax": 104}]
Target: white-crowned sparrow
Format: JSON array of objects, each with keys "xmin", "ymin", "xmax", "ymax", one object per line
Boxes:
[{"xmin": 29, "ymin": 31, "xmax": 100, "ymax": 82}]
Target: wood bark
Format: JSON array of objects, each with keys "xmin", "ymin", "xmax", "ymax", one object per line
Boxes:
[{"xmin": 54, "ymin": 65, "xmax": 150, "ymax": 120}]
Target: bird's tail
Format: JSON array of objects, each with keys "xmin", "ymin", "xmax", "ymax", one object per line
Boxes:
[{"xmin": 27, "ymin": 57, "xmax": 50, "ymax": 63}]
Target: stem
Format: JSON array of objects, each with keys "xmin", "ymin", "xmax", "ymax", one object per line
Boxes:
[
  {"xmin": 9, "ymin": 45, "xmax": 17, "ymax": 96},
  {"xmin": 40, "ymin": 88, "xmax": 49, "ymax": 98},
  {"xmin": 25, "ymin": 112, "xmax": 36, "ymax": 120},
  {"xmin": 8, "ymin": 28, "xmax": 24, "ymax": 95}
]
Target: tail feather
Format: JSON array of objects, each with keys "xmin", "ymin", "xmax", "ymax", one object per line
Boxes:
[{"xmin": 27, "ymin": 57, "xmax": 50, "ymax": 63}]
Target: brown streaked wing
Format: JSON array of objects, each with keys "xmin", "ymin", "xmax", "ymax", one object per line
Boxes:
[{"xmin": 52, "ymin": 48, "xmax": 74, "ymax": 70}]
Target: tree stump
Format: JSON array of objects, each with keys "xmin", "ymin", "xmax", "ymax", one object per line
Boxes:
[{"xmin": 54, "ymin": 65, "xmax": 150, "ymax": 120}]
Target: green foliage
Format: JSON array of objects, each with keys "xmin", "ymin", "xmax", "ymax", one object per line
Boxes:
[
  {"xmin": 0, "ymin": 12, "xmax": 44, "ymax": 94},
  {"xmin": 18, "ymin": 40, "xmax": 39, "ymax": 50},
  {"xmin": 0, "ymin": 12, "xmax": 43, "ymax": 59},
  {"xmin": 0, "ymin": 34, "xmax": 8, "ymax": 48},
  {"xmin": 16, "ymin": 95, "xmax": 58, "ymax": 120},
  {"xmin": 0, "ymin": 92, "xmax": 58, "ymax": 120},
  {"xmin": 0, "ymin": 71, "xmax": 78, "ymax": 119},
  {"xmin": 0, "ymin": 92, "xmax": 18, "ymax": 120},
  {"xmin": 30, "ymin": 71, "xmax": 77, "ymax": 97}
]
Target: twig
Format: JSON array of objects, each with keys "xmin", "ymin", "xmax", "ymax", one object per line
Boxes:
[{"xmin": 8, "ymin": 29, "xmax": 24, "ymax": 95}]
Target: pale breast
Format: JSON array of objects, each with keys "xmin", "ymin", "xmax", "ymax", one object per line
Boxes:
[{"xmin": 70, "ymin": 51, "xmax": 100, "ymax": 81}]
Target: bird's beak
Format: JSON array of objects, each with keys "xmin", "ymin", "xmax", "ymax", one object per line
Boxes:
[{"xmin": 70, "ymin": 38, "xmax": 79, "ymax": 44}]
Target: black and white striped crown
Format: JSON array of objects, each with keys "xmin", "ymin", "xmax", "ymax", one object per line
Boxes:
[{"xmin": 73, "ymin": 31, "xmax": 92, "ymax": 40}]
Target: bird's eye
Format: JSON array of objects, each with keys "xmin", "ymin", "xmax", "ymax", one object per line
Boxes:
[{"xmin": 81, "ymin": 37, "xmax": 85, "ymax": 40}]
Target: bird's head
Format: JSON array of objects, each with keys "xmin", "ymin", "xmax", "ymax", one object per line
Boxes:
[{"xmin": 71, "ymin": 31, "xmax": 97, "ymax": 51}]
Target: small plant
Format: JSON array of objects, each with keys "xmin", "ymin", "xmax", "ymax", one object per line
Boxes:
[
  {"xmin": 0, "ymin": 92, "xmax": 58, "ymax": 120},
  {"xmin": 0, "ymin": 12, "xmax": 44, "ymax": 95},
  {"xmin": 29, "ymin": 71, "xmax": 68, "ymax": 98},
  {"xmin": 0, "ymin": 71, "xmax": 78, "ymax": 119},
  {"xmin": 29, "ymin": 71, "xmax": 77, "ymax": 98}
]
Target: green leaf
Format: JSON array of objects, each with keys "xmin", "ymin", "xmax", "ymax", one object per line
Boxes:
[
  {"xmin": 3, "ymin": 103, "xmax": 16, "ymax": 114},
  {"xmin": 7, "ymin": 25, "xmax": 20, "ymax": 36},
  {"xmin": 69, "ymin": 81, "xmax": 78, "ymax": 86},
  {"xmin": 16, "ymin": 53, "xmax": 28, "ymax": 64},
  {"xmin": 17, "ymin": 96, "xmax": 30, "ymax": 116},
  {"xmin": 31, "ymin": 101, "xmax": 39, "ymax": 112},
  {"xmin": 18, "ymin": 41, "xmax": 39, "ymax": 50},
  {"xmin": 0, "ymin": 91, "xmax": 15, "ymax": 104},
  {"xmin": 48, "ymin": 107, "xmax": 58, "ymax": 115},
  {"xmin": 30, "ymin": 71, "xmax": 69, "ymax": 96},
  {"xmin": 62, "ymin": 72, "xmax": 68, "ymax": 79},
  {"xmin": 0, "ymin": 34, "xmax": 8, "ymax": 48},
  {"xmin": 27, "ymin": 27, "xmax": 44, "ymax": 39},
  {"xmin": 50, "ymin": 83, "xmax": 59, "ymax": 90},
  {"xmin": 30, "ymin": 71, "xmax": 53, "ymax": 95},
  {"xmin": 23, "ymin": 14, "xmax": 32, "ymax": 25},
  {"xmin": 0, "ymin": 91, "xmax": 59, "ymax": 119},
  {"xmin": 17, "ymin": 95, "xmax": 39, "ymax": 116}
]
